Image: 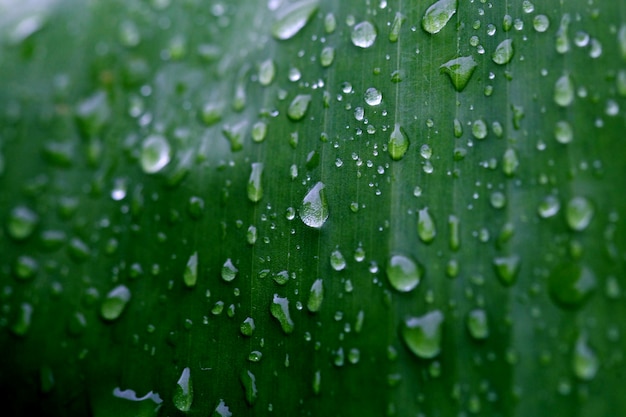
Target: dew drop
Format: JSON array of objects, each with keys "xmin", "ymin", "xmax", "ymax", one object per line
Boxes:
[
  {"xmin": 386, "ymin": 254, "xmax": 422, "ymax": 292},
  {"xmin": 493, "ymin": 255, "xmax": 520, "ymax": 287},
  {"xmin": 330, "ymin": 250, "xmax": 346, "ymax": 271},
  {"xmin": 537, "ymin": 195, "xmax": 560, "ymax": 218},
  {"xmin": 11, "ymin": 303, "xmax": 33, "ymax": 336},
  {"xmin": 100, "ymin": 285, "xmax": 131, "ymax": 321},
  {"xmin": 307, "ymin": 279, "xmax": 324, "ymax": 313},
  {"xmin": 492, "ymin": 39, "xmax": 514, "ymax": 65},
  {"xmin": 247, "ymin": 162, "xmax": 264, "ymax": 203},
  {"xmin": 7, "ymin": 206, "xmax": 38, "ymax": 240},
  {"xmin": 351, "ymin": 21, "xmax": 377, "ymax": 48},
  {"xmin": 173, "ymin": 367, "xmax": 193, "ymax": 412},
  {"xmin": 554, "ymin": 121, "xmax": 573, "ymax": 144},
  {"xmin": 299, "ymin": 182, "xmax": 329, "ymax": 229},
  {"xmin": 388, "ymin": 123, "xmax": 409, "ymax": 160},
  {"xmin": 320, "ymin": 46, "xmax": 335, "ymax": 67},
  {"xmin": 502, "ymin": 148, "xmax": 519, "ymax": 176},
  {"xmin": 214, "ymin": 399, "xmax": 232, "ymax": 417},
  {"xmin": 183, "ymin": 252, "xmax": 198, "ymax": 288},
  {"xmin": 364, "ymin": 87, "xmax": 382, "ymax": 106},
  {"xmin": 401, "ymin": 310, "xmax": 444, "ymax": 359},
  {"xmin": 533, "ymin": 14, "xmax": 550, "ymax": 32},
  {"xmin": 440, "ymin": 56, "xmax": 478, "ymax": 91},
  {"xmin": 141, "ymin": 135, "xmax": 171, "ymax": 174},
  {"xmin": 573, "ymin": 334, "xmax": 599, "ymax": 381},
  {"xmin": 548, "ymin": 264, "xmax": 596, "ymax": 309},
  {"xmin": 554, "ymin": 74, "xmax": 574, "ymax": 107},
  {"xmin": 566, "ymin": 197, "xmax": 594, "ymax": 231},
  {"xmin": 417, "ymin": 208, "xmax": 436, "ymax": 243},
  {"xmin": 421, "ymin": 0, "xmax": 457, "ymax": 34},
  {"xmin": 240, "ymin": 370, "xmax": 258, "ymax": 406},
  {"xmin": 258, "ymin": 59, "xmax": 276, "ymax": 86},
  {"xmin": 287, "ymin": 94, "xmax": 312, "ymax": 121},
  {"xmin": 467, "ymin": 309, "xmax": 489, "ymax": 340},
  {"xmin": 448, "ymin": 215, "xmax": 460, "ymax": 251},
  {"xmin": 472, "ymin": 119, "xmax": 487, "ymax": 139},
  {"xmin": 240, "ymin": 317, "xmax": 256, "ymax": 336},
  {"xmin": 251, "ymin": 121, "xmax": 268, "ymax": 143},
  {"xmin": 271, "ymin": 0, "xmax": 320, "ymax": 40},
  {"xmin": 389, "ymin": 12, "xmax": 404, "ymax": 42},
  {"xmin": 270, "ymin": 294, "xmax": 294, "ymax": 334},
  {"xmin": 221, "ymin": 259, "xmax": 238, "ymax": 282}
]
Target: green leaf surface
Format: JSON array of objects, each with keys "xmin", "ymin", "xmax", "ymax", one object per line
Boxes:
[{"xmin": 1, "ymin": 0, "xmax": 625, "ymax": 416}]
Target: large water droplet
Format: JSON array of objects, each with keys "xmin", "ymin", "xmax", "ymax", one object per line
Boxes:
[
  {"xmin": 440, "ymin": 56, "xmax": 477, "ymax": 91},
  {"xmin": 287, "ymin": 94, "xmax": 312, "ymax": 121},
  {"xmin": 417, "ymin": 208, "xmax": 436, "ymax": 243},
  {"xmin": 7, "ymin": 206, "xmax": 38, "ymax": 240},
  {"xmin": 141, "ymin": 135, "xmax": 171, "ymax": 174},
  {"xmin": 271, "ymin": 294, "xmax": 294, "ymax": 334},
  {"xmin": 247, "ymin": 162, "xmax": 264, "ymax": 203},
  {"xmin": 330, "ymin": 250, "xmax": 346, "ymax": 271},
  {"xmin": 472, "ymin": 119, "xmax": 487, "ymax": 139},
  {"xmin": 467, "ymin": 309, "xmax": 489, "ymax": 340},
  {"xmin": 351, "ymin": 21, "xmax": 377, "ymax": 48},
  {"xmin": 214, "ymin": 399, "xmax": 232, "ymax": 417},
  {"xmin": 299, "ymin": 182, "xmax": 329, "ymax": 229},
  {"xmin": 538, "ymin": 195, "xmax": 560, "ymax": 218},
  {"xmin": 271, "ymin": 0, "xmax": 320, "ymax": 40},
  {"xmin": 221, "ymin": 259, "xmax": 238, "ymax": 282},
  {"xmin": 184, "ymin": 252, "xmax": 198, "ymax": 288},
  {"xmin": 492, "ymin": 39, "xmax": 514, "ymax": 65},
  {"xmin": 421, "ymin": 0, "xmax": 457, "ymax": 34},
  {"xmin": 386, "ymin": 254, "xmax": 422, "ymax": 292},
  {"xmin": 401, "ymin": 310, "xmax": 444, "ymax": 359},
  {"xmin": 554, "ymin": 74, "xmax": 574, "ymax": 107},
  {"xmin": 549, "ymin": 264, "xmax": 596, "ymax": 309},
  {"xmin": 307, "ymin": 279, "xmax": 324, "ymax": 313},
  {"xmin": 566, "ymin": 197, "xmax": 594, "ymax": 231},
  {"xmin": 388, "ymin": 123, "xmax": 409, "ymax": 160},
  {"xmin": 240, "ymin": 370, "xmax": 258, "ymax": 406},
  {"xmin": 493, "ymin": 255, "xmax": 520, "ymax": 286},
  {"xmin": 364, "ymin": 87, "xmax": 382, "ymax": 106},
  {"xmin": 173, "ymin": 367, "xmax": 193, "ymax": 412},
  {"xmin": 240, "ymin": 317, "xmax": 256, "ymax": 337},
  {"xmin": 573, "ymin": 334, "xmax": 598, "ymax": 381},
  {"xmin": 533, "ymin": 14, "xmax": 550, "ymax": 32},
  {"xmin": 100, "ymin": 285, "xmax": 131, "ymax": 321}
]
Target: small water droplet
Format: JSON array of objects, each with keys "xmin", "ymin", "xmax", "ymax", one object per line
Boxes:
[
  {"xmin": 184, "ymin": 252, "xmax": 198, "ymax": 288},
  {"xmin": 389, "ymin": 12, "xmax": 404, "ymax": 42},
  {"xmin": 270, "ymin": 294, "xmax": 294, "ymax": 334},
  {"xmin": 240, "ymin": 317, "xmax": 256, "ymax": 336},
  {"xmin": 141, "ymin": 135, "xmax": 171, "ymax": 174},
  {"xmin": 173, "ymin": 367, "xmax": 193, "ymax": 412},
  {"xmin": 221, "ymin": 259, "xmax": 238, "ymax": 282},
  {"xmin": 100, "ymin": 285, "xmax": 131, "ymax": 321},
  {"xmin": 307, "ymin": 279, "xmax": 324, "ymax": 313},
  {"xmin": 299, "ymin": 182, "xmax": 329, "ymax": 229},
  {"xmin": 351, "ymin": 21, "xmax": 377, "ymax": 48},
  {"xmin": 214, "ymin": 399, "xmax": 233, "ymax": 417},
  {"xmin": 11, "ymin": 302, "xmax": 33, "ymax": 336},
  {"xmin": 320, "ymin": 46, "xmax": 335, "ymax": 67},
  {"xmin": 401, "ymin": 310, "xmax": 444, "ymax": 359},
  {"xmin": 502, "ymin": 148, "xmax": 519, "ymax": 176},
  {"xmin": 566, "ymin": 197, "xmax": 594, "ymax": 231},
  {"xmin": 472, "ymin": 119, "xmax": 487, "ymax": 139},
  {"xmin": 313, "ymin": 370, "xmax": 321, "ymax": 394},
  {"xmin": 330, "ymin": 250, "xmax": 346, "ymax": 271},
  {"xmin": 493, "ymin": 255, "xmax": 520, "ymax": 286},
  {"xmin": 248, "ymin": 351, "xmax": 263, "ymax": 362},
  {"xmin": 466, "ymin": 309, "xmax": 489, "ymax": 340},
  {"xmin": 421, "ymin": 0, "xmax": 458, "ymax": 34},
  {"xmin": 492, "ymin": 39, "xmax": 514, "ymax": 65},
  {"xmin": 440, "ymin": 56, "xmax": 478, "ymax": 91},
  {"xmin": 287, "ymin": 94, "xmax": 312, "ymax": 121},
  {"xmin": 573, "ymin": 334, "xmax": 599, "ymax": 381},
  {"xmin": 7, "ymin": 206, "xmax": 38, "ymax": 240},
  {"xmin": 258, "ymin": 59, "xmax": 276, "ymax": 86},
  {"xmin": 271, "ymin": 0, "xmax": 320, "ymax": 40},
  {"xmin": 448, "ymin": 215, "xmax": 460, "ymax": 251},
  {"xmin": 549, "ymin": 264, "xmax": 596, "ymax": 309},
  {"xmin": 554, "ymin": 74, "xmax": 574, "ymax": 107},
  {"xmin": 417, "ymin": 208, "xmax": 436, "ymax": 243},
  {"xmin": 537, "ymin": 195, "xmax": 560, "ymax": 218},
  {"xmin": 503, "ymin": 15, "xmax": 513, "ymax": 32},
  {"xmin": 388, "ymin": 123, "xmax": 409, "ymax": 160},
  {"xmin": 324, "ymin": 13, "xmax": 336, "ymax": 33},
  {"xmin": 554, "ymin": 120, "xmax": 573, "ymax": 144},
  {"xmin": 247, "ymin": 162, "xmax": 264, "ymax": 203},
  {"xmin": 386, "ymin": 254, "xmax": 422, "ymax": 292},
  {"xmin": 251, "ymin": 121, "xmax": 268, "ymax": 143},
  {"xmin": 532, "ymin": 14, "xmax": 550, "ymax": 32}
]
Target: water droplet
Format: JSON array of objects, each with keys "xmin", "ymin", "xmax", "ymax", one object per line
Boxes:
[
  {"xmin": 330, "ymin": 250, "xmax": 346, "ymax": 271},
  {"xmin": 493, "ymin": 255, "xmax": 520, "ymax": 286},
  {"xmin": 555, "ymin": 14, "xmax": 571, "ymax": 53},
  {"xmin": 13, "ymin": 255, "xmax": 38, "ymax": 280},
  {"xmin": 214, "ymin": 399, "xmax": 232, "ymax": 417},
  {"xmin": 439, "ymin": 56, "xmax": 478, "ymax": 91},
  {"xmin": 11, "ymin": 303, "xmax": 33, "ymax": 336},
  {"xmin": 287, "ymin": 94, "xmax": 312, "ymax": 121},
  {"xmin": 173, "ymin": 367, "xmax": 193, "ymax": 412},
  {"xmin": 554, "ymin": 120, "xmax": 573, "ymax": 144},
  {"xmin": 364, "ymin": 87, "xmax": 382, "ymax": 106},
  {"xmin": 324, "ymin": 13, "xmax": 336, "ymax": 33},
  {"xmin": 258, "ymin": 59, "xmax": 276, "ymax": 86},
  {"xmin": 472, "ymin": 119, "xmax": 487, "ymax": 139},
  {"xmin": 573, "ymin": 334, "xmax": 599, "ymax": 381},
  {"xmin": 100, "ymin": 285, "xmax": 131, "ymax": 321},
  {"xmin": 200, "ymin": 103, "xmax": 223, "ymax": 126},
  {"xmin": 389, "ymin": 12, "xmax": 404, "ymax": 42},
  {"xmin": 221, "ymin": 259, "xmax": 238, "ymax": 282},
  {"xmin": 248, "ymin": 351, "xmax": 263, "ymax": 362},
  {"xmin": 490, "ymin": 191, "xmax": 507, "ymax": 209},
  {"xmin": 307, "ymin": 279, "xmax": 324, "ymax": 313},
  {"xmin": 554, "ymin": 74, "xmax": 574, "ymax": 107},
  {"xmin": 141, "ymin": 135, "xmax": 171, "ymax": 174},
  {"xmin": 492, "ymin": 39, "xmax": 514, "ymax": 65},
  {"xmin": 401, "ymin": 310, "xmax": 444, "ymax": 359},
  {"xmin": 417, "ymin": 208, "xmax": 436, "ymax": 243},
  {"xmin": 502, "ymin": 148, "xmax": 519, "ymax": 176},
  {"xmin": 9, "ymin": 13, "xmax": 46, "ymax": 45},
  {"xmin": 537, "ymin": 195, "xmax": 560, "ymax": 218},
  {"xmin": 502, "ymin": 14, "xmax": 513, "ymax": 32},
  {"xmin": 466, "ymin": 309, "xmax": 489, "ymax": 340},
  {"xmin": 566, "ymin": 197, "xmax": 594, "ymax": 231},
  {"xmin": 240, "ymin": 317, "xmax": 256, "ymax": 336},
  {"xmin": 421, "ymin": 0, "xmax": 457, "ymax": 34},
  {"xmin": 272, "ymin": 270, "xmax": 289, "ymax": 286},
  {"xmin": 386, "ymin": 254, "xmax": 422, "ymax": 292},
  {"xmin": 271, "ymin": 0, "xmax": 320, "ymax": 40},
  {"xmin": 75, "ymin": 91, "xmax": 111, "ymax": 138},
  {"xmin": 40, "ymin": 366, "xmax": 55, "ymax": 393},
  {"xmin": 549, "ymin": 264, "xmax": 596, "ymax": 309},
  {"xmin": 448, "ymin": 215, "xmax": 460, "ymax": 251},
  {"xmin": 247, "ymin": 162, "xmax": 264, "ymax": 203},
  {"xmin": 388, "ymin": 123, "xmax": 409, "ymax": 160},
  {"xmin": 532, "ymin": 14, "xmax": 550, "ymax": 32},
  {"xmin": 7, "ymin": 206, "xmax": 38, "ymax": 240},
  {"xmin": 320, "ymin": 46, "xmax": 335, "ymax": 67},
  {"xmin": 299, "ymin": 182, "xmax": 329, "ymax": 229},
  {"xmin": 351, "ymin": 21, "xmax": 377, "ymax": 48},
  {"xmin": 184, "ymin": 252, "xmax": 198, "ymax": 288},
  {"xmin": 271, "ymin": 294, "xmax": 294, "ymax": 334},
  {"xmin": 313, "ymin": 370, "xmax": 321, "ymax": 394},
  {"xmin": 119, "ymin": 20, "xmax": 140, "ymax": 47}
]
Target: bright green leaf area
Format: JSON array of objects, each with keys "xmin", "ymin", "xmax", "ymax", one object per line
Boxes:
[{"xmin": 1, "ymin": 0, "xmax": 625, "ymax": 416}]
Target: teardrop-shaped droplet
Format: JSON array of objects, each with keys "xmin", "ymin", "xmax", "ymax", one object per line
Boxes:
[
  {"xmin": 555, "ymin": 13, "xmax": 571, "ymax": 53},
  {"xmin": 417, "ymin": 208, "xmax": 436, "ymax": 243},
  {"xmin": 549, "ymin": 264, "xmax": 596, "ymax": 309},
  {"xmin": 258, "ymin": 59, "xmax": 276, "ymax": 86},
  {"xmin": 173, "ymin": 367, "xmax": 193, "ymax": 412},
  {"xmin": 307, "ymin": 279, "xmax": 324, "ymax": 313},
  {"xmin": 554, "ymin": 120, "xmax": 573, "ymax": 144},
  {"xmin": 554, "ymin": 74, "xmax": 575, "ymax": 107},
  {"xmin": 502, "ymin": 148, "xmax": 519, "ymax": 176},
  {"xmin": 566, "ymin": 197, "xmax": 594, "ymax": 231},
  {"xmin": 247, "ymin": 162, "xmax": 264, "ymax": 203},
  {"xmin": 448, "ymin": 215, "xmax": 460, "ymax": 251},
  {"xmin": 11, "ymin": 302, "xmax": 33, "ymax": 336},
  {"xmin": 388, "ymin": 123, "xmax": 409, "ymax": 160},
  {"xmin": 386, "ymin": 254, "xmax": 422, "ymax": 292},
  {"xmin": 493, "ymin": 255, "xmax": 520, "ymax": 286},
  {"xmin": 320, "ymin": 46, "xmax": 335, "ymax": 67},
  {"xmin": 421, "ymin": 0, "xmax": 458, "ymax": 34},
  {"xmin": 271, "ymin": 294, "xmax": 294, "ymax": 334},
  {"xmin": 389, "ymin": 12, "xmax": 404, "ymax": 42},
  {"xmin": 538, "ymin": 195, "xmax": 561, "ymax": 218},
  {"xmin": 330, "ymin": 250, "xmax": 346, "ymax": 271},
  {"xmin": 100, "ymin": 285, "xmax": 131, "ymax": 321},
  {"xmin": 401, "ymin": 310, "xmax": 444, "ymax": 359},
  {"xmin": 573, "ymin": 334, "xmax": 599, "ymax": 381},
  {"xmin": 287, "ymin": 94, "xmax": 312, "ymax": 121},
  {"xmin": 351, "ymin": 21, "xmax": 377, "ymax": 48},
  {"xmin": 299, "ymin": 182, "xmax": 329, "ymax": 229},
  {"xmin": 240, "ymin": 317, "xmax": 255, "ymax": 337},
  {"xmin": 466, "ymin": 309, "xmax": 489, "ymax": 340},
  {"xmin": 492, "ymin": 39, "xmax": 514, "ymax": 64},
  {"xmin": 184, "ymin": 251, "xmax": 198, "ymax": 288},
  {"xmin": 440, "ymin": 56, "xmax": 477, "ymax": 91},
  {"xmin": 271, "ymin": 0, "xmax": 320, "ymax": 40},
  {"xmin": 8, "ymin": 206, "xmax": 38, "ymax": 240},
  {"xmin": 240, "ymin": 370, "xmax": 258, "ymax": 406},
  {"xmin": 472, "ymin": 119, "xmax": 487, "ymax": 139},
  {"xmin": 141, "ymin": 135, "xmax": 171, "ymax": 174},
  {"xmin": 221, "ymin": 258, "xmax": 238, "ymax": 282}
]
